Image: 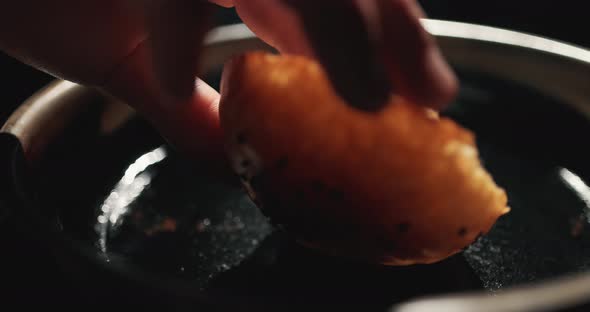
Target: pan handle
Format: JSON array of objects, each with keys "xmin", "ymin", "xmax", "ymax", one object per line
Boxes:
[{"xmin": 0, "ymin": 80, "xmax": 112, "ymax": 203}]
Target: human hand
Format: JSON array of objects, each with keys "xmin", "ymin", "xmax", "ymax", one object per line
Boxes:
[{"xmin": 0, "ymin": 0, "xmax": 457, "ymax": 175}]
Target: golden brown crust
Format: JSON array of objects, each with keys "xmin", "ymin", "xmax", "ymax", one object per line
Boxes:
[{"xmin": 219, "ymin": 52, "xmax": 509, "ymax": 265}]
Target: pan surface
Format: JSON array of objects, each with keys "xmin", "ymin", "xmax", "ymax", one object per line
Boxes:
[{"xmin": 4, "ymin": 21, "xmax": 590, "ymax": 312}]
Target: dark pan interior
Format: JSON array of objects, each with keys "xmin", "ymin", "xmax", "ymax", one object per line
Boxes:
[{"xmin": 29, "ymin": 69, "xmax": 590, "ymax": 311}]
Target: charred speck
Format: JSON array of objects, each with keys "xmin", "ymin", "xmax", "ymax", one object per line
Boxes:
[
  {"xmin": 275, "ymin": 156, "xmax": 289, "ymax": 170},
  {"xmin": 236, "ymin": 132, "xmax": 247, "ymax": 144},
  {"xmin": 458, "ymin": 227, "xmax": 468, "ymax": 237},
  {"xmin": 398, "ymin": 222, "xmax": 410, "ymax": 234}
]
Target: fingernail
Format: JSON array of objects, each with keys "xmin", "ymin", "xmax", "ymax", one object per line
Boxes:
[{"xmin": 283, "ymin": 0, "xmax": 392, "ymax": 111}]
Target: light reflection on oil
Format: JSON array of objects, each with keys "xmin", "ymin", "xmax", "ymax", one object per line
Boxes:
[
  {"xmin": 96, "ymin": 146, "xmax": 168, "ymax": 252},
  {"xmin": 559, "ymin": 168, "xmax": 590, "ymax": 222}
]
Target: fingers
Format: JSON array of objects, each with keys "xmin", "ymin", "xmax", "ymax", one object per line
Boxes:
[
  {"xmin": 236, "ymin": 0, "xmax": 388, "ymax": 110},
  {"xmin": 105, "ymin": 0, "xmax": 233, "ymax": 177},
  {"xmin": 102, "ymin": 40, "xmax": 227, "ymax": 176},
  {"xmin": 236, "ymin": 0, "xmax": 457, "ymax": 110},
  {"xmin": 144, "ymin": 0, "xmax": 214, "ymax": 101},
  {"xmin": 156, "ymin": 79, "xmax": 225, "ymax": 171},
  {"xmin": 0, "ymin": 0, "xmax": 146, "ymax": 86},
  {"xmin": 285, "ymin": 0, "xmax": 457, "ymax": 110},
  {"xmin": 374, "ymin": 0, "xmax": 457, "ymax": 109},
  {"xmin": 286, "ymin": 0, "xmax": 394, "ymax": 111},
  {"xmin": 0, "ymin": 0, "xmax": 230, "ymax": 177},
  {"xmin": 233, "ymin": 0, "xmax": 312, "ymax": 56}
]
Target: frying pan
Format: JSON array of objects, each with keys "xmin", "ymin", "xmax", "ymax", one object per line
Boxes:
[{"xmin": 2, "ymin": 20, "xmax": 590, "ymax": 312}]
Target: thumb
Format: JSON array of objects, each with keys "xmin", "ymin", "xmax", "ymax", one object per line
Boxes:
[{"xmin": 143, "ymin": 0, "xmax": 214, "ymax": 101}]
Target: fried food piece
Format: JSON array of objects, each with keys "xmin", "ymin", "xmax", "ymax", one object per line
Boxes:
[{"xmin": 219, "ymin": 52, "xmax": 509, "ymax": 265}]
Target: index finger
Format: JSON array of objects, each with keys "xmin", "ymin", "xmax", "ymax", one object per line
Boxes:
[
  {"xmin": 283, "ymin": 0, "xmax": 392, "ymax": 111},
  {"xmin": 284, "ymin": 0, "xmax": 458, "ymax": 110}
]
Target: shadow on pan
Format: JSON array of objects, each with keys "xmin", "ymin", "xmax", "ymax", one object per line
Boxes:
[{"xmin": 0, "ymin": 66, "xmax": 585, "ymax": 312}]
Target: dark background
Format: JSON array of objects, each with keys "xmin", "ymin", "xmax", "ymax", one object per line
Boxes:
[{"xmin": 0, "ymin": 1, "xmax": 588, "ymax": 308}]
